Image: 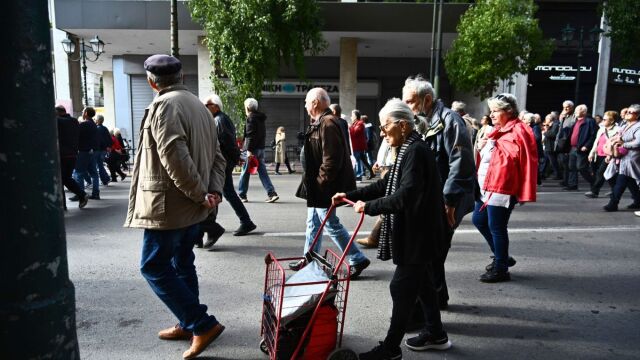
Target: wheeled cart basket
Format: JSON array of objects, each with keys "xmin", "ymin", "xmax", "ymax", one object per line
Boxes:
[{"xmin": 260, "ymin": 200, "xmax": 364, "ymax": 360}]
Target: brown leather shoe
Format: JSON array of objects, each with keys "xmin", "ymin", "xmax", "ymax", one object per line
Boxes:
[
  {"xmin": 158, "ymin": 324, "xmax": 192, "ymax": 340},
  {"xmin": 182, "ymin": 323, "xmax": 225, "ymax": 359},
  {"xmin": 356, "ymin": 237, "xmax": 378, "ymax": 248}
]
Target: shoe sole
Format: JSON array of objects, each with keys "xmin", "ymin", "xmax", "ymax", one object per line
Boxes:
[
  {"xmin": 479, "ymin": 274, "xmax": 511, "ymax": 283},
  {"xmin": 405, "ymin": 340, "xmax": 452, "ymax": 351}
]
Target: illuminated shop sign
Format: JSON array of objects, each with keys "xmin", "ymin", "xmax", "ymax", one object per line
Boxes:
[
  {"xmin": 261, "ymin": 80, "xmax": 379, "ymax": 97},
  {"xmin": 609, "ymin": 67, "xmax": 640, "ymax": 87},
  {"xmin": 534, "ymin": 65, "xmax": 593, "ymax": 81}
]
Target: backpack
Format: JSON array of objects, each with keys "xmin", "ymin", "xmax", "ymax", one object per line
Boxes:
[{"xmin": 216, "ymin": 113, "xmax": 241, "ymax": 165}]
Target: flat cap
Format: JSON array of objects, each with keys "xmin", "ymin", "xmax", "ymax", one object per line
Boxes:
[{"xmin": 144, "ymin": 54, "xmax": 182, "ymax": 75}]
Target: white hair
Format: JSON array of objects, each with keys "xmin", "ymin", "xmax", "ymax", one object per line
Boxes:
[
  {"xmin": 146, "ymin": 70, "xmax": 182, "ymax": 88},
  {"xmin": 378, "ymin": 98, "xmax": 416, "ymax": 129},
  {"xmin": 203, "ymin": 93, "xmax": 223, "ymax": 111},
  {"xmin": 523, "ymin": 112, "xmax": 536, "ymax": 124},
  {"xmin": 307, "ymin": 87, "xmax": 331, "ymax": 105},
  {"xmin": 244, "ymin": 98, "xmax": 259, "ymax": 111},
  {"xmin": 575, "ymin": 104, "xmax": 588, "ymax": 115},
  {"xmin": 628, "ymin": 104, "xmax": 640, "ymax": 113},
  {"xmin": 451, "ymin": 101, "xmax": 466, "ymax": 112},
  {"xmin": 487, "ymin": 93, "xmax": 519, "ymax": 117},
  {"xmin": 562, "ymin": 100, "xmax": 574, "ymax": 108},
  {"xmin": 403, "ymin": 74, "xmax": 434, "ymax": 99}
]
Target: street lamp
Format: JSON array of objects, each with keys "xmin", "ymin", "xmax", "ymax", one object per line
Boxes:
[
  {"xmin": 561, "ymin": 24, "xmax": 603, "ymax": 105},
  {"xmin": 61, "ymin": 35, "xmax": 105, "ymax": 107}
]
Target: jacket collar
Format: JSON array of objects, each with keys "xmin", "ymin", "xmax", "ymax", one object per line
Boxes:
[{"xmin": 158, "ymin": 84, "xmax": 188, "ymax": 96}]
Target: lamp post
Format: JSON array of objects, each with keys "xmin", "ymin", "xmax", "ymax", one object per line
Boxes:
[
  {"xmin": 561, "ymin": 24, "xmax": 604, "ymax": 105},
  {"xmin": 61, "ymin": 35, "xmax": 105, "ymax": 107}
]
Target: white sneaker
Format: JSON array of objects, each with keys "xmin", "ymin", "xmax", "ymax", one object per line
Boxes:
[
  {"xmin": 635, "ymin": 211, "xmax": 640, "ymax": 217},
  {"xmin": 265, "ymin": 194, "xmax": 279, "ymax": 203}
]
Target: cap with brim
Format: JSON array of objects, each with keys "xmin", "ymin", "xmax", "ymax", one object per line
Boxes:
[{"xmin": 144, "ymin": 54, "xmax": 182, "ymax": 75}]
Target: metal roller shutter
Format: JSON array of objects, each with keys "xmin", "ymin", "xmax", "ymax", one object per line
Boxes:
[{"xmin": 254, "ymin": 98, "xmax": 306, "ymax": 162}]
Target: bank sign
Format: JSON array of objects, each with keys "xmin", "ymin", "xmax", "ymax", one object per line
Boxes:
[
  {"xmin": 609, "ymin": 67, "xmax": 640, "ymax": 87},
  {"xmin": 261, "ymin": 80, "xmax": 379, "ymax": 98}
]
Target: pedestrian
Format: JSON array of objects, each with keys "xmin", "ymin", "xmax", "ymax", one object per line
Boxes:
[
  {"xmin": 474, "ymin": 115, "xmax": 493, "ymax": 162},
  {"xmin": 585, "ymin": 111, "xmax": 619, "ymax": 198},
  {"xmin": 564, "ymin": 104, "xmax": 597, "ymax": 191},
  {"xmin": 237, "ymin": 98, "xmax": 279, "ymax": 203},
  {"xmin": 402, "ymin": 75, "xmax": 476, "ymax": 310},
  {"xmin": 329, "ymin": 103, "xmax": 352, "ymax": 156},
  {"xmin": 333, "ymin": 98, "xmax": 451, "ymax": 359},
  {"xmin": 555, "ymin": 100, "xmax": 576, "ymax": 187},
  {"xmin": 95, "ymin": 115, "xmax": 113, "ymax": 186},
  {"xmin": 349, "ymin": 110, "xmax": 375, "ymax": 181},
  {"xmin": 106, "ymin": 129, "xmax": 127, "ymax": 182},
  {"xmin": 124, "ymin": 54, "xmax": 227, "ymax": 359},
  {"xmin": 473, "ymin": 93, "xmax": 538, "ymax": 282},
  {"xmin": 603, "ymin": 104, "xmax": 640, "ymax": 212},
  {"xmin": 363, "ymin": 115, "xmax": 378, "ymax": 170},
  {"xmin": 56, "ymin": 105, "xmax": 88, "ymax": 209},
  {"xmin": 541, "ymin": 113, "xmax": 560, "ymax": 180},
  {"xmin": 273, "ymin": 126, "xmax": 295, "ymax": 175},
  {"xmin": 71, "ymin": 107, "xmax": 101, "ymax": 200},
  {"xmin": 289, "ymin": 87, "xmax": 371, "ymax": 279},
  {"xmin": 524, "ymin": 113, "xmax": 544, "ymax": 185},
  {"xmin": 199, "ymin": 93, "xmax": 257, "ymax": 250}
]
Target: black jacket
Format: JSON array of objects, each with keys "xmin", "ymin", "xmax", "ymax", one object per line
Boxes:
[
  {"xmin": 243, "ymin": 111, "xmax": 266, "ymax": 151},
  {"xmin": 346, "ymin": 139, "xmax": 445, "ymax": 265},
  {"xmin": 96, "ymin": 124, "xmax": 112, "ymax": 151},
  {"xmin": 78, "ymin": 118, "xmax": 98, "ymax": 152},
  {"xmin": 297, "ymin": 109, "xmax": 356, "ymax": 208},
  {"xmin": 57, "ymin": 114, "xmax": 79, "ymax": 157},
  {"xmin": 543, "ymin": 120, "xmax": 559, "ymax": 152},
  {"xmin": 573, "ymin": 117, "xmax": 597, "ymax": 152}
]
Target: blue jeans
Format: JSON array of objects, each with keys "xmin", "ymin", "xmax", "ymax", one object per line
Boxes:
[
  {"xmin": 140, "ymin": 224, "xmax": 218, "ymax": 335},
  {"xmin": 73, "ymin": 151, "xmax": 99, "ymax": 195},
  {"xmin": 304, "ymin": 207, "xmax": 367, "ymax": 266},
  {"xmin": 353, "ymin": 151, "xmax": 365, "ymax": 178},
  {"xmin": 238, "ymin": 148, "xmax": 275, "ymax": 198},
  {"xmin": 471, "ymin": 199, "xmax": 516, "ymax": 272},
  {"xmin": 96, "ymin": 150, "xmax": 110, "ymax": 184},
  {"xmin": 223, "ymin": 165, "xmax": 252, "ymax": 225}
]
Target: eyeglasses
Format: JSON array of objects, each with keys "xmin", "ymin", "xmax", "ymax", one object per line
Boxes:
[
  {"xmin": 627, "ymin": 110, "xmax": 638, "ymax": 115},
  {"xmin": 379, "ymin": 120, "xmax": 401, "ymax": 133}
]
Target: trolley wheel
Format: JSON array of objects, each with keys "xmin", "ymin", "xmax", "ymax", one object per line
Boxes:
[
  {"xmin": 259, "ymin": 339, "xmax": 269, "ymax": 355},
  {"xmin": 328, "ymin": 348, "xmax": 358, "ymax": 360}
]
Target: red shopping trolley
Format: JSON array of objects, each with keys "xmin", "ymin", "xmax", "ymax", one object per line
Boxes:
[{"xmin": 260, "ymin": 199, "xmax": 364, "ymax": 360}]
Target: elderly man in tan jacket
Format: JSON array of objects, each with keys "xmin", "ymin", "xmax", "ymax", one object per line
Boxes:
[{"xmin": 124, "ymin": 55, "xmax": 226, "ymax": 360}]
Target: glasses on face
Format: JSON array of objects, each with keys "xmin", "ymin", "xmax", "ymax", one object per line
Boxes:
[
  {"xmin": 379, "ymin": 120, "xmax": 401, "ymax": 133},
  {"xmin": 627, "ymin": 110, "xmax": 638, "ymax": 115}
]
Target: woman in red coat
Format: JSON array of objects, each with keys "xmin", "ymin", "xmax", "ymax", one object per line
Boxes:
[{"xmin": 472, "ymin": 93, "xmax": 538, "ymax": 283}]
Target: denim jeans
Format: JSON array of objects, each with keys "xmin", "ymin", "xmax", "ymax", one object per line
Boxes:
[
  {"xmin": 568, "ymin": 147, "xmax": 594, "ymax": 188},
  {"xmin": 471, "ymin": 198, "xmax": 516, "ymax": 272},
  {"xmin": 73, "ymin": 151, "xmax": 100, "ymax": 195},
  {"xmin": 223, "ymin": 165, "xmax": 252, "ymax": 225},
  {"xmin": 238, "ymin": 148, "xmax": 275, "ymax": 198},
  {"xmin": 96, "ymin": 150, "xmax": 111, "ymax": 184},
  {"xmin": 610, "ymin": 174, "xmax": 640, "ymax": 206},
  {"xmin": 140, "ymin": 224, "xmax": 218, "ymax": 335},
  {"xmin": 304, "ymin": 207, "xmax": 367, "ymax": 266}
]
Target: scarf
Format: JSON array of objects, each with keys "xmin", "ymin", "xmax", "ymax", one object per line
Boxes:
[{"xmin": 377, "ymin": 130, "xmax": 422, "ymax": 261}]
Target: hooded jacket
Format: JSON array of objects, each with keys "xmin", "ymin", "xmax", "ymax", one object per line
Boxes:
[{"xmin": 482, "ymin": 118, "xmax": 538, "ymax": 203}]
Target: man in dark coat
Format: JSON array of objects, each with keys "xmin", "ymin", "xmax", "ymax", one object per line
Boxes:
[
  {"xmin": 334, "ymin": 98, "xmax": 451, "ymax": 359},
  {"xmin": 237, "ymin": 98, "xmax": 279, "ymax": 203},
  {"xmin": 95, "ymin": 115, "xmax": 113, "ymax": 185},
  {"xmin": 56, "ymin": 105, "xmax": 88, "ymax": 209},
  {"xmin": 403, "ymin": 75, "xmax": 476, "ymax": 310},
  {"xmin": 290, "ymin": 87, "xmax": 370, "ymax": 279},
  {"xmin": 72, "ymin": 107, "xmax": 101, "ymax": 200}
]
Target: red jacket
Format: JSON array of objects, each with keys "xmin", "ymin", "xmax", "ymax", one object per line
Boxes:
[
  {"xmin": 349, "ymin": 119, "xmax": 368, "ymax": 152},
  {"xmin": 482, "ymin": 118, "xmax": 538, "ymax": 203}
]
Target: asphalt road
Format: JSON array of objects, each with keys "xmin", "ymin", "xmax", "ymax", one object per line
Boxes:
[{"xmin": 64, "ymin": 172, "xmax": 640, "ymax": 360}]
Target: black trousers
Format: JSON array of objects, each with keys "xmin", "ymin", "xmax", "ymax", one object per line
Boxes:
[
  {"xmin": 383, "ymin": 262, "xmax": 444, "ymax": 349},
  {"xmin": 107, "ymin": 153, "xmax": 126, "ymax": 180},
  {"xmin": 432, "ymin": 226, "xmax": 454, "ymax": 304},
  {"xmin": 60, "ymin": 156, "xmax": 85, "ymax": 197}
]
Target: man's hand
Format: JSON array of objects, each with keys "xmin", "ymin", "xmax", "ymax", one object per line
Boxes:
[
  {"xmin": 332, "ymin": 192, "xmax": 347, "ymax": 206},
  {"xmin": 588, "ymin": 153, "xmax": 594, "ymax": 162},
  {"xmin": 201, "ymin": 193, "xmax": 222, "ymax": 208},
  {"xmin": 246, "ymin": 150, "xmax": 253, "ymax": 159},
  {"xmin": 444, "ymin": 205, "xmax": 456, "ymax": 228},
  {"xmin": 353, "ymin": 200, "xmax": 366, "ymax": 213},
  {"xmin": 580, "ymin": 146, "xmax": 588, "ymax": 152},
  {"xmin": 372, "ymin": 162, "xmax": 381, "ymax": 172}
]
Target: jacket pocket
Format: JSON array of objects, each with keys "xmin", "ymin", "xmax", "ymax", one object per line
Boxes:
[
  {"xmin": 134, "ymin": 180, "xmax": 170, "ymax": 221},
  {"xmin": 141, "ymin": 126, "xmax": 155, "ymax": 149}
]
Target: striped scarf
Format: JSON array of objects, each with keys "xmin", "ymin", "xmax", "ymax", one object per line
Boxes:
[{"xmin": 377, "ymin": 131, "xmax": 422, "ymax": 261}]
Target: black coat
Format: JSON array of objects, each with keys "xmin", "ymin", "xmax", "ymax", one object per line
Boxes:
[
  {"xmin": 96, "ymin": 125, "xmax": 112, "ymax": 151},
  {"xmin": 346, "ymin": 140, "xmax": 445, "ymax": 265},
  {"xmin": 243, "ymin": 111, "xmax": 266, "ymax": 151},
  {"xmin": 57, "ymin": 114, "xmax": 79, "ymax": 157},
  {"xmin": 78, "ymin": 118, "xmax": 98, "ymax": 152}
]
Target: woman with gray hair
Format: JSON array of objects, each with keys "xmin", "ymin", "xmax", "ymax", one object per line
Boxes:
[
  {"xmin": 472, "ymin": 93, "xmax": 538, "ymax": 283},
  {"xmin": 333, "ymin": 98, "xmax": 451, "ymax": 359}
]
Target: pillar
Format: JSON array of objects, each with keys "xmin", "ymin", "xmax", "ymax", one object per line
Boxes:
[
  {"xmin": 592, "ymin": 16, "xmax": 611, "ymax": 116},
  {"xmin": 339, "ymin": 37, "xmax": 358, "ymax": 118},
  {"xmin": 197, "ymin": 36, "xmax": 214, "ymax": 99}
]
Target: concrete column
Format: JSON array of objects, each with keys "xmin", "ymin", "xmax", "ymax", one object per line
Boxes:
[
  {"xmin": 197, "ymin": 36, "xmax": 213, "ymax": 99},
  {"xmin": 102, "ymin": 71, "xmax": 116, "ymax": 130},
  {"xmin": 339, "ymin": 37, "xmax": 358, "ymax": 118},
  {"xmin": 112, "ymin": 57, "xmax": 132, "ymax": 146},
  {"xmin": 592, "ymin": 16, "xmax": 611, "ymax": 116}
]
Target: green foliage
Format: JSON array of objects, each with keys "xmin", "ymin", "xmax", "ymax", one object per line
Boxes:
[
  {"xmin": 188, "ymin": 0, "xmax": 326, "ymax": 125},
  {"xmin": 602, "ymin": 0, "xmax": 640, "ymax": 66},
  {"xmin": 444, "ymin": 0, "xmax": 554, "ymax": 99}
]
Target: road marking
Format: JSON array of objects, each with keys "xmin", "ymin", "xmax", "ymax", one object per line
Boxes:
[{"xmin": 264, "ymin": 225, "xmax": 640, "ymax": 237}]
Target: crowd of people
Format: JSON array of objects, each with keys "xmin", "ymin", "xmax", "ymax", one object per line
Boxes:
[
  {"xmin": 60, "ymin": 53, "xmax": 639, "ymax": 360},
  {"xmin": 56, "ymin": 105, "xmax": 129, "ymax": 209}
]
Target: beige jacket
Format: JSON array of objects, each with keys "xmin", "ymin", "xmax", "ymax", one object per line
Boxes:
[{"xmin": 124, "ymin": 85, "xmax": 226, "ymax": 230}]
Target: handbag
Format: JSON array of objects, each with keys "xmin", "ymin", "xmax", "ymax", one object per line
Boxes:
[{"xmin": 603, "ymin": 160, "xmax": 618, "ymax": 180}]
